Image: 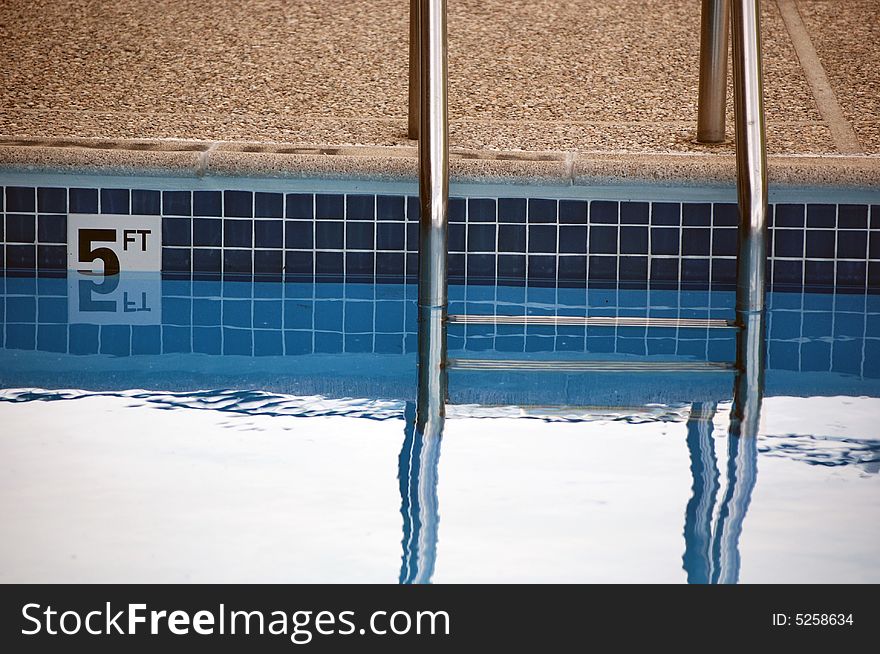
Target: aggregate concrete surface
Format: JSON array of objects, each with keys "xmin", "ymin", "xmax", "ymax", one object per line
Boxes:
[{"xmin": 0, "ymin": 0, "xmax": 877, "ymax": 183}]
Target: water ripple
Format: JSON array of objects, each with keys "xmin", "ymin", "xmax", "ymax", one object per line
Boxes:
[
  {"xmin": 2, "ymin": 388, "xmax": 878, "ymax": 471},
  {"xmin": 759, "ymin": 434, "xmax": 880, "ymax": 469},
  {"xmin": 0, "ymin": 387, "xmax": 695, "ymax": 423},
  {"xmin": 0, "ymin": 387, "xmax": 406, "ymax": 421}
]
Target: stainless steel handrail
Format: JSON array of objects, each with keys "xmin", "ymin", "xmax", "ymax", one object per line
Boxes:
[
  {"xmin": 448, "ymin": 359, "xmax": 736, "ymax": 372},
  {"xmin": 408, "ymin": 0, "xmax": 420, "ymax": 140},
  {"xmin": 411, "ymin": 1, "xmax": 767, "ymax": 437},
  {"xmin": 448, "ymin": 315, "xmax": 735, "ymax": 328},
  {"xmin": 730, "ymin": 0, "xmax": 768, "ymax": 437},
  {"xmin": 415, "ymin": 0, "xmax": 449, "ymax": 434},
  {"xmin": 697, "ymin": 0, "xmax": 730, "ymax": 143}
]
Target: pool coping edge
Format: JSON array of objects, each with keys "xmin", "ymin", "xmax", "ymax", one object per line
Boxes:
[{"xmin": 1, "ymin": 137, "xmax": 879, "ymax": 189}]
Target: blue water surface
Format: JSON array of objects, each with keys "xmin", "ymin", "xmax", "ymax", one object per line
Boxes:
[{"xmin": 1, "ymin": 275, "xmax": 878, "ymax": 583}]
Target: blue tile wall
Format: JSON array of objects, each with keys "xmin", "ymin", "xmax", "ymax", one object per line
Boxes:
[
  {"xmin": 2, "ymin": 186, "xmax": 879, "ymax": 294},
  {"xmin": 4, "ymin": 278, "xmax": 879, "ymax": 380}
]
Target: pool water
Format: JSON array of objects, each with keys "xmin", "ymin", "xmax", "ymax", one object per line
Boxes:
[{"xmin": 1, "ymin": 277, "xmax": 879, "ymax": 583}]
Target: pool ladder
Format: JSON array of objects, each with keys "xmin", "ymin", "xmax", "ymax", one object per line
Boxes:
[{"xmin": 410, "ymin": 1, "xmax": 768, "ymax": 436}]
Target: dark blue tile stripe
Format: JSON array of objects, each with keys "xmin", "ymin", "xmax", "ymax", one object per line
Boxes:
[{"xmin": 1, "ymin": 186, "xmax": 878, "ymax": 291}]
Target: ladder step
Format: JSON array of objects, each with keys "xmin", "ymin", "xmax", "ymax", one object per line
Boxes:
[
  {"xmin": 448, "ymin": 359, "xmax": 736, "ymax": 373},
  {"xmin": 448, "ymin": 315, "xmax": 734, "ymax": 329}
]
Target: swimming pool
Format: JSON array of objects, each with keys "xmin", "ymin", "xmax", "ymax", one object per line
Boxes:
[{"xmin": 1, "ymin": 175, "xmax": 878, "ymax": 583}]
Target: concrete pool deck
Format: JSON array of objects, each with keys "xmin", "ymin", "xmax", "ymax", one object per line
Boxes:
[{"xmin": 1, "ymin": 0, "xmax": 878, "ymax": 185}]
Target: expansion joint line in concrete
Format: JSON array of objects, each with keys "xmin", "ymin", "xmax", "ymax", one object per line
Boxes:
[
  {"xmin": 776, "ymin": 0, "xmax": 862, "ymax": 154},
  {"xmin": 196, "ymin": 142, "xmax": 221, "ymax": 177}
]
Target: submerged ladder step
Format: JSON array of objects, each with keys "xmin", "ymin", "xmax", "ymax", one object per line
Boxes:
[
  {"xmin": 448, "ymin": 315, "xmax": 735, "ymax": 329},
  {"xmin": 447, "ymin": 359, "xmax": 736, "ymax": 373}
]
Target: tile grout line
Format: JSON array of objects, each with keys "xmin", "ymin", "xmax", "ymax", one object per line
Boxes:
[{"xmin": 776, "ymin": 0, "xmax": 862, "ymax": 155}]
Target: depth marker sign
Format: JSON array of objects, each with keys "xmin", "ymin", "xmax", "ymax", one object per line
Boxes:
[
  {"xmin": 66, "ymin": 214, "xmax": 163, "ymax": 326},
  {"xmin": 67, "ymin": 214, "xmax": 162, "ymax": 274}
]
